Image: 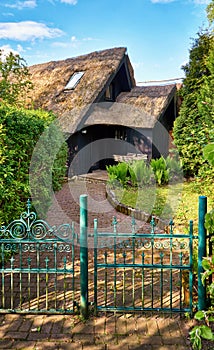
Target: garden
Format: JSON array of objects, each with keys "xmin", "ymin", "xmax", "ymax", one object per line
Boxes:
[
  {"xmin": 105, "ymin": 143, "xmax": 214, "ymax": 350},
  {"xmin": 0, "ymin": 1, "xmax": 213, "ymax": 349}
]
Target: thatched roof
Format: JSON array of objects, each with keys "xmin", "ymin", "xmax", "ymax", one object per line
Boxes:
[
  {"xmin": 116, "ymin": 84, "xmax": 177, "ymax": 127},
  {"xmin": 83, "ymin": 84, "xmax": 177, "ymax": 130},
  {"xmin": 28, "ymin": 47, "xmax": 134, "ymax": 117},
  {"xmin": 27, "ymin": 47, "xmax": 176, "ymax": 133},
  {"xmin": 83, "ymin": 102, "xmax": 153, "ymax": 129}
]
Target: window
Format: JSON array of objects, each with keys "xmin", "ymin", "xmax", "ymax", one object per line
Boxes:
[
  {"xmin": 115, "ymin": 129, "xmax": 127, "ymax": 141},
  {"xmin": 105, "ymin": 83, "xmax": 114, "ymax": 101},
  {"xmin": 64, "ymin": 71, "xmax": 84, "ymax": 90}
]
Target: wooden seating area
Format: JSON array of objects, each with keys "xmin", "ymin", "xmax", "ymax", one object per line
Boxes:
[{"xmin": 113, "ymin": 152, "xmax": 148, "ymax": 163}]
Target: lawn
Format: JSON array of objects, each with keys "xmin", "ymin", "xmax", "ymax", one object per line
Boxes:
[{"xmin": 112, "ymin": 179, "xmax": 214, "ymax": 233}]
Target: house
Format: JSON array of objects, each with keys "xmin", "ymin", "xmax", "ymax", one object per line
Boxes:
[{"xmin": 28, "ymin": 47, "xmax": 178, "ymax": 175}]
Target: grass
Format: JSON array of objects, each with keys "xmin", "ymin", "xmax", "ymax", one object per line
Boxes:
[{"xmin": 112, "ymin": 179, "xmax": 214, "ymax": 233}]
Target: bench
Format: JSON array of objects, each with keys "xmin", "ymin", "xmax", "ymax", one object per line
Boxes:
[{"xmin": 113, "ymin": 153, "xmax": 148, "ymax": 163}]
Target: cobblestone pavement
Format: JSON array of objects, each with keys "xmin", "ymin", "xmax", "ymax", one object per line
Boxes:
[{"xmin": 0, "ymin": 174, "xmax": 195, "ymax": 349}]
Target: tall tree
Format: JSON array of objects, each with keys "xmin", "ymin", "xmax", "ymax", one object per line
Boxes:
[
  {"xmin": 0, "ymin": 51, "xmax": 33, "ymax": 107},
  {"xmin": 173, "ymin": 30, "xmax": 214, "ymax": 177},
  {"xmin": 207, "ymin": 0, "xmax": 214, "ymax": 25}
]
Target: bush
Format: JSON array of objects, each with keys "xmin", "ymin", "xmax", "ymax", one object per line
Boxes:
[
  {"xmin": 150, "ymin": 157, "xmax": 170, "ymax": 185},
  {"xmin": 129, "ymin": 160, "xmax": 153, "ymax": 186},
  {"xmin": 173, "ymin": 31, "xmax": 214, "ymax": 177},
  {"xmin": 107, "ymin": 156, "xmax": 182, "ymax": 188},
  {"xmin": 165, "ymin": 155, "xmax": 183, "ymax": 180},
  {"xmin": 190, "ymin": 255, "xmax": 214, "ymax": 349},
  {"xmin": 0, "ymin": 105, "xmax": 68, "ymax": 225},
  {"xmin": 107, "ymin": 162, "xmax": 129, "ymax": 187},
  {"xmin": 189, "ymin": 142, "xmax": 214, "ymax": 349}
]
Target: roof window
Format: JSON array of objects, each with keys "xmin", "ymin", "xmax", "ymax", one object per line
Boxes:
[{"xmin": 64, "ymin": 71, "xmax": 84, "ymax": 90}]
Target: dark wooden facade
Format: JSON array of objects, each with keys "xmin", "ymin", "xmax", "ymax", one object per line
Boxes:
[{"xmin": 28, "ymin": 47, "xmax": 178, "ymax": 175}]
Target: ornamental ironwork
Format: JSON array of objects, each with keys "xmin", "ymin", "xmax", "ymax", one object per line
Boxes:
[{"xmin": 0, "ymin": 199, "xmax": 76, "ymax": 242}]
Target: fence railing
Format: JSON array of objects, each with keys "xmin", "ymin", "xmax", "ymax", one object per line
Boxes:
[
  {"xmin": 80, "ymin": 195, "xmax": 208, "ymax": 317},
  {"xmin": 0, "ymin": 200, "xmax": 78, "ymax": 314},
  {"xmin": 0, "ymin": 195, "xmax": 209, "ymax": 318}
]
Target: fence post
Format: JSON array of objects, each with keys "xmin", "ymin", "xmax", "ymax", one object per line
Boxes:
[
  {"xmin": 198, "ymin": 195, "xmax": 207, "ymax": 311},
  {"xmin": 80, "ymin": 194, "xmax": 88, "ymax": 318},
  {"xmin": 94, "ymin": 218, "xmax": 98, "ymax": 316}
]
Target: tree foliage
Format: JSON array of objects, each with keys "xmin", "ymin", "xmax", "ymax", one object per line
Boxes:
[
  {"xmin": 173, "ymin": 29, "xmax": 214, "ymax": 177},
  {"xmin": 207, "ymin": 0, "xmax": 214, "ymax": 25},
  {"xmin": 0, "ymin": 105, "xmax": 68, "ymax": 226},
  {"xmin": 0, "ymin": 51, "xmax": 32, "ymax": 107}
]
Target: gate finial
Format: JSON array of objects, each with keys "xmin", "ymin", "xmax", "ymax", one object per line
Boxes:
[
  {"xmin": 112, "ymin": 216, "xmax": 118, "ymax": 233},
  {"xmin": 150, "ymin": 216, "xmax": 156, "ymax": 233},
  {"xmin": 27, "ymin": 198, "xmax": 31, "ymax": 212},
  {"xmin": 169, "ymin": 219, "xmax": 174, "ymax": 234}
]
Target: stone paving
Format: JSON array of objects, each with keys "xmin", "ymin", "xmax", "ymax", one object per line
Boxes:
[
  {"xmin": 0, "ymin": 172, "xmax": 195, "ymax": 349},
  {"xmin": 0, "ymin": 313, "xmax": 195, "ymax": 349}
]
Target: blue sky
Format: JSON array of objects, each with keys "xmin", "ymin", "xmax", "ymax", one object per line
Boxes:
[{"xmin": 0, "ymin": 0, "xmax": 210, "ymax": 83}]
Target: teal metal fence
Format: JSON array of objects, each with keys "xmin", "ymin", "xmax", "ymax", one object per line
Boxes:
[
  {"xmin": 0, "ymin": 195, "xmax": 208, "ymax": 317},
  {"xmin": 92, "ymin": 195, "xmax": 207, "ymax": 315},
  {"xmin": 0, "ymin": 199, "xmax": 78, "ymax": 314},
  {"xmin": 93, "ymin": 218, "xmax": 196, "ymax": 314}
]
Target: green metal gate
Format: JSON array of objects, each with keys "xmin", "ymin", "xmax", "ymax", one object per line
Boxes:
[
  {"xmin": 0, "ymin": 195, "xmax": 208, "ymax": 317},
  {"xmin": 0, "ymin": 199, "xmax": 78, "ymax": 314},
  {"xmin": 92, "ymin": 195, "xmax": 207, "ymax": 315},
  {"xmin": 93, "ymin": 218, "xmax": 196, "ymax": 314}
]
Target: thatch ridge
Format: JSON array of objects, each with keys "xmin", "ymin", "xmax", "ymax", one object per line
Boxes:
[
  {"xmin": 26, "ymin": 47, "xmax": 176, "ymax": 132},
  {"xmin": 27, "ymin": 47, "xmax": 131, "ymax": 116}
]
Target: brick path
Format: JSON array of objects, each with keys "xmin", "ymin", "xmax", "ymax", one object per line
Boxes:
[
  {"xmin": 0, "ymin": 313, "xmax": 194, "ymax": 349},
  {"xmin": 0, "ymin": 173, "xmax": 195, "ymax": 349},
  {"xmin": 46, "ymin": 174, "xmax": 151, "ymax": 234}
]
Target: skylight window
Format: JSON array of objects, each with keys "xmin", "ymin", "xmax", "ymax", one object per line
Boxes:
[{"xmin": 65, "ymin": 71, "xmax": 84, "ymax": 90}]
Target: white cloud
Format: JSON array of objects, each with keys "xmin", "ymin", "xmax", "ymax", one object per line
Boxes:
[
  {"xmin": 52, "ymin": 36, "xmax": 98, "ymax": 49},
  {"xmin": 5, "ymin": 0, "xmax": 37, "ymax": 10},
  {"xmin": 2, "ymin": 12, "xmax": 15, "ymax": 17},
  {"xmin": 60, "ymin": 0, "xmax": 77, "ymax": 4},
  {"xmin": 0, "ymin": 44, "xmax": 21, "ymax": 60},
  {"xmin": 83, "ymin": 37, "xmax": 95, "ymax": 41},
  {"xmin": 0, "ymin": 21, "xmax": 64, "ymax": 41},
  {"xmin": 47, "ymin": 0, "xmax": 77, "ymax": 4},
  {"xmin": 151, "ymin": 0, "xmax": 176, "ymax": 3},
  {"xmin": 151, "ymin": 0, "xmax": 209, "ymax": 3},
  {"xmin": 192, "ymin": 0, "xmax": 209, "ymax": 4},
  {"xmin": 52, "ymin": 41, "xmax": 70, "ymax": 48},
  {"xmin": 17, "ymin": 44, "xmax": 25, "ymax": 52}
]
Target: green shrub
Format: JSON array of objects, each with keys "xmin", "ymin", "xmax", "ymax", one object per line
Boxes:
[
  {"xmin": 107, "ymin": 162, "xmax": 129, "ymax": 186},
  {"xmin": 129, "ymin": 160, "xmax": 153, "ymax": 186},
  {"xmin": 190, "ymin": 142, "xmax": 214, "ymax": 350},
  {"xmin": 0, "ymin": 105, "xmax": 68, "ymax": 225},
  {"xmin": 150, "ymin": 157, "xmax": 170, "ymax": 185},
  {"xmin": 107, "ymin": 156, "xmax": 181, "ymax": 188},
  {"xmin": 190, "ymin": 255, "xmax": 214, "ymax": 349},
  {"xmin": 173, "ymin": 31, "xmax": 214, "ymax": 177},
  {"xmin": 165, "ymin": 156, "xmax": 183, "ymax": 180}
]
